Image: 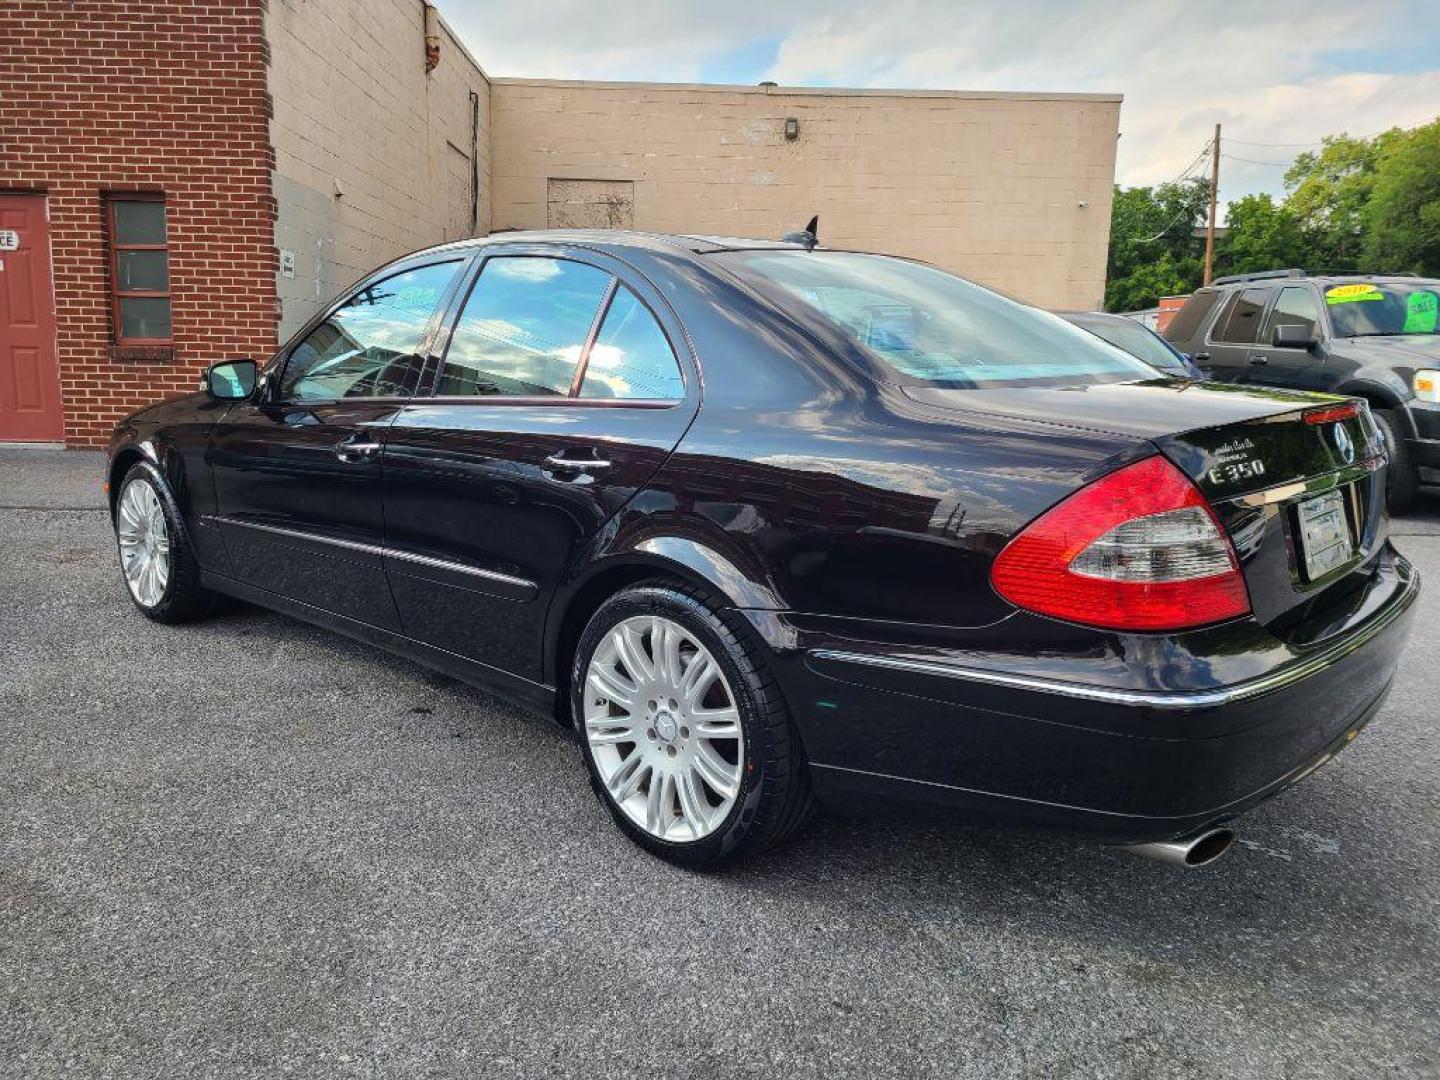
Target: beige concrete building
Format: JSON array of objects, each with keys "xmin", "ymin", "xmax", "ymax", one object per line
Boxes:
[{"xmin": 265, "ymin": 0, "xmax": 1120, "ymax": 339}]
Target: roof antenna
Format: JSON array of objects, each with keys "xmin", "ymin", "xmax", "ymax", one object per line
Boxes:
[{"xmin": 781, "ymin": 215, "xmax": 819, "ymax": 250}]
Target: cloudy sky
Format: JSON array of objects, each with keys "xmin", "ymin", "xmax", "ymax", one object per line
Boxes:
[{"xmin": 443, "ymin": 0, "xmax": 1440, "ymax": 211}]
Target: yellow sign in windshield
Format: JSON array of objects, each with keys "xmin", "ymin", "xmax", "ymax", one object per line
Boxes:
[
  {"xmin": 1324, "ymin": 283, "xmax": 1382, "ymax": 305},
  {"xmin": 1325, "ymin": 283, "xmax": 1385, "ymax": 304}
]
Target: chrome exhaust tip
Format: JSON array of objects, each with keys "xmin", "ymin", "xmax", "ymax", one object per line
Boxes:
[{"xmin": 1122, "ymin": 827, "xmax": 1236, "ymax": 868}]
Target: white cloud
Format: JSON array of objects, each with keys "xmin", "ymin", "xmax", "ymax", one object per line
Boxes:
[{"xmin": 441, "ymin": 0, "xmax": 1440, "ymax": 206}]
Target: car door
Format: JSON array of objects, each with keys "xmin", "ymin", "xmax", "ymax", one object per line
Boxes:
[
  {"xmin": 1249, "ymin": 284, "xmax": 1328, "ymax": 391},
  {"xmin": 381, "ymin": 246, "xmax": 699, "ymax": 683},
  {"xmin": 208, "ymin": 256, "xmax": 470, "ymax": 628},
  {"xmin": 1197, "ymin": 286, "xmax": 1270, "ymax": 382}
]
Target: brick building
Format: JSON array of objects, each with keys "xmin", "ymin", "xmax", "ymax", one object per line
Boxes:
[{"xmin": 0, "ymin": 0, "xmax": 1121, "ymax": 447}]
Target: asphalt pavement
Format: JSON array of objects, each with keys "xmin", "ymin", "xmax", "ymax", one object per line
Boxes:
[{"xmin": 2, "ymin": 447, "xmax": 1438, "ymax": 1079}]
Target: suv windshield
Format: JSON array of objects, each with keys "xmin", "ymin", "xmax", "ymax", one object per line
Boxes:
[
  {"xmin": 718, "ymin": 251, "xmax": 1157, "ymax": 388},
  {"xmin": 1325, "ymin": 281, "xmax": 1440, "ymax": 338}
]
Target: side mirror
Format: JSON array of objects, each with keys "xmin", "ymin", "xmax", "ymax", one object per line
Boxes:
[
  {"xmin": 1272, "ymin": 324, "xmax": 1316, "ymax": 350},
  {"xmin": 204, "ymin": 358, "xmax": 258, "ymax": 401}
]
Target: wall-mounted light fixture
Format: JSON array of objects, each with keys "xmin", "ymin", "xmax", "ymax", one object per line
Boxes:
[{"xmin": 784, "ymin": 117, "xmax": 799, "ymax": 141}]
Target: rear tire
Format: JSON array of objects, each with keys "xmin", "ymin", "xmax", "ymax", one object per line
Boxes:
[
  {"xmin": 1374, "ymin": 409, "xmax": 1418, "ymax": 514},
  {"xmin": 572, "ymin": 580, "xmax": 814, "ymax": 868},
  {"xmin": 113, "ymin": 461, "xmax": 215, "ymax": 623}
]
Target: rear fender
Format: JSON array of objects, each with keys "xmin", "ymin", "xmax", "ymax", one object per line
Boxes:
[{"xmin": 542, "ymin": 529, "xmax": 788, "ymax": 691}]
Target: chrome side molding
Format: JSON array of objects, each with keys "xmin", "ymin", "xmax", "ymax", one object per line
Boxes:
[{"xmin": 207, "ymin": 515, "xmax": 537, "ymax": 594}]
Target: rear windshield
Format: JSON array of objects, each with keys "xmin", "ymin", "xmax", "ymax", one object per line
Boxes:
[
  {"xmin": 1324, "ymin": 282, "xmax": 1440, "ymax": 338},
  {"xmin": 717, "ymin": 251, "xmax": 1157, "ymax": 389},
  {"xmin": 1162, "ymin": 289, "xmax": 1221, "ymax": 344}
]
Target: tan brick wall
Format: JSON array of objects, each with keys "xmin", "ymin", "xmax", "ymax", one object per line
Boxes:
[
  {"xmin": 265, "ymin": 0, "xmax": 490, "ymax": 336},
  {"xmin": 490, "ymin": 80, "xmax": 1119, "ymax": 310}
]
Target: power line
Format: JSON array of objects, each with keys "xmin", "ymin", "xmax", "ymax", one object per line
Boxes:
[
  {"xmin": 1224, "ymin": 118, "xmax": 1432, "ymax": 153},
  {"xmin": 1131, "ymin": 140, "xmax": 1216, "ymax": 244},
  {"xmin": 1221, "ymin": 152, "xmax": 1295, "ymax": 167},
  {"xmin": 1225, "ymin": 137, "xmax": 1323, "ymax": 149},
  {"xmin": 1135, "ymin": 204, "xmax": 1194, "ymax": 244},
  {"xmin": 1162, "ymin": 141, "xmax": 1213, "ymax": 187}
]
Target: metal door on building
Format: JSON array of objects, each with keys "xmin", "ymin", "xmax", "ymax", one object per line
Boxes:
[{"xmin": 0, "ymin": 194, "xmax": 64, "ymax": 442}]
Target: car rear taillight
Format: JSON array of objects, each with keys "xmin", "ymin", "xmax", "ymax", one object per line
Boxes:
[
  {"xmin": 991, "ymin": 455, "xmax": 1250, "ymax": 632},
  {"xmin": 1303, "ymin": 401, "xmax": 1359, "ymax": 424}
]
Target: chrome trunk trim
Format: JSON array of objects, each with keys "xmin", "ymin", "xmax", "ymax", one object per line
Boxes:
[{"xmin": 809, "ymin": 558, "xmax": 1417, "ymax": 710}]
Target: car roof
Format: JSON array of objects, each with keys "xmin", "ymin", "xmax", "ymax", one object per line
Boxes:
[
  {"xmin": 1208, "ymin": 271, "xmax": 1440, "ymax": 290},
  {"xmin": 405, "ymin": 229, "xmax": 819, "ymax": 261}
]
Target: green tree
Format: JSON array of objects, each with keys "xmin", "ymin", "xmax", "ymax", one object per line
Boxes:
[
  {"xmin": 1215, "ymin": 194, "xmax": 1307, "ymax": 277},
  {"xmin": 1363, "ymin": 118, "xmax": 1440, "ymax": 275},
  {"xmin": 1283, "ymin": 129, "xmax": 1406, "ymax": 270},
  {"xmin": 1104, "ymin": 177, "xmax": 1208, "ymax": 311},
  {"xmin": 1103, "ymin": 119, "xmax": 1440, "ymax": 308},
  {"xmin": 1105, "ymin": 252, "xmax": 1197, "ymax": 313}
]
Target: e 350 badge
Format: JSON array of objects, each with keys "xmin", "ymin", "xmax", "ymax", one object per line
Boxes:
[{"xmin": 1208, "ymin": 437, "xmax": 1267, "ymax": 486}]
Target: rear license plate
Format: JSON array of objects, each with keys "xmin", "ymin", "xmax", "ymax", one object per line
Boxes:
[{"xmin": 1296, "ymin": 488, "xmax": 1354, "ymax": 581}]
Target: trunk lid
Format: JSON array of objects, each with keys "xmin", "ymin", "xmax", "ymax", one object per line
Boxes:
[{"xmin": 904, "ymin": 380, "xmax": 1389, "ymax": 627}]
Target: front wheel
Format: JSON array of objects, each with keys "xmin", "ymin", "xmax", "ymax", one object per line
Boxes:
[
  {"xmin": 572, "ymin": 581, "xmax": 813, "ymax": 868},
  {"xmin": 113, "ymin": 462, "xmax": 214, "ymax": 623}
]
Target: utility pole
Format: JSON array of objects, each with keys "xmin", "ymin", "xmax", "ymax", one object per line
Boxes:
[{"xmin": 1203, "ymin": 123, "xmax": 1221, "ymax": 286}]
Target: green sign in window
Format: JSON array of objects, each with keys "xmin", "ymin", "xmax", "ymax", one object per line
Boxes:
[{"xmin": 1403, "ymin": 290, "xmax": 1438, "ymax": 333}]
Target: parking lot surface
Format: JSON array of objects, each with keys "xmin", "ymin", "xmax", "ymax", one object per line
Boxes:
[{"xmin": 3, "ymin": 447, "xmax": 1439, "ymax": 1079}]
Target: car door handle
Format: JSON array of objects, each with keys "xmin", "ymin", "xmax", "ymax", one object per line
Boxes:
[
  {"xmin": 335, "ymin": 436, "xmax": 383, "ymax": 462},
  {"xmin": 1192, "ymin": 352, "xmax": 1210, "ymax": 362},
  {"xmin": 543, "ymin": 452, "xmax": 613, "ymax": 473},
  {"xmin": 1250, "ymin": 355, "xmax": 1269, "ymax": 366}
]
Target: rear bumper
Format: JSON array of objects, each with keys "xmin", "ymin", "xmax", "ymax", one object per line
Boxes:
[{"xmin": 754, "ymin": 547, "xmax": 1418, "ymax": 844}]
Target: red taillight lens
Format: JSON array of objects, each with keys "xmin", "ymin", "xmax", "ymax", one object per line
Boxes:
[
  {"xmin": 1303, "ymin": 401, "xmax": 1359, "ymax": 425},
  {"xmin": 990, "ymin": 455, "xmax": 1251, "ymax": 632}
]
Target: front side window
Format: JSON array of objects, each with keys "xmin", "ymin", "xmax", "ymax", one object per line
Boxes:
[
  {"xmin": 1213, "ymin": 287, "xmax": 1270, "ymax": 344},
  {"xmin": 716, "ymin": 251, "xmax": 1155, "ymax": 388},
  {"xmin": 438, "ymin": 257, "xmax": 613, "ymax": 397},
  {"xmin": 281, "ymin": 261, "xmax": 461, "ymax": 401},
  {"xmin": 108, "ymin": 196, "xmax": 171, "ymax": 344},
  {"xmin": 579, "ymin": 285, "xmax": 684, "ymax": 399},
  {"xmin": 1263, "ymin": 286, "xmax": 1322, "ymax": 346}
]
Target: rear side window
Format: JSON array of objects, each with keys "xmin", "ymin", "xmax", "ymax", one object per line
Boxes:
[
  {"xmin": 1212, "ymin": 287, "xmax": 1270, "ymax": 344},
  {"xmin": 1263, "ymin": 286, "xmax": 1321, "ymax": 345},
  {"xmin": 1161, "ymin": 289, "xmax": 1220, "ymax": 344},
  {"xmin": 438, "ymin": 257, "xmax": 612, "ymax": 397},
  {"xmin": 579, "ymin": 285, "xmax": 684, "ymax": 399},
  {"xmin": 281, "ymin": 260, "xmax": 461, "ymax": 401},
  {"xmin": 718, "ymin": 251, "xmax": 1155, "ymax": 388}
]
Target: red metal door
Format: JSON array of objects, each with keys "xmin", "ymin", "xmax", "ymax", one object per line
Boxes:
[{"xmin": 0, "ymin": 194, "xmax": 63, "ymax": 441}]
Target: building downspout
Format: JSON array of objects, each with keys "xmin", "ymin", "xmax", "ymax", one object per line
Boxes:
[
  {"xmin": 423, "ymin": 3, "xmax": 441, "ymax": 72},
  {"xmin": 469, "ymin": 90, "xmax": 481, "ymax": 236}
]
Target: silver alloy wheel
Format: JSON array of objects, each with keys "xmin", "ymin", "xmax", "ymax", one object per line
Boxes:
[
  {"xmin": 116, "ymin": 477, "xmax": 171, "ymax": 608},
  {"xmin": 584, "ymin": 615, "xmax": 745, "ymax": 842}
]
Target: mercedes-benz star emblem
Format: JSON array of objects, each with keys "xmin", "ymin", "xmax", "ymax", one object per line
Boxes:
[{"xmin": 1333, "ymin": 422, "xmax": 1355, "ymax": 465}]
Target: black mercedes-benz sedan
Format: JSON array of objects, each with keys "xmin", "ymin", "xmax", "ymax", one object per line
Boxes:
[{"xmin": 106, "ymin": 230, "xmax": 1419, "ymax": 869}]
